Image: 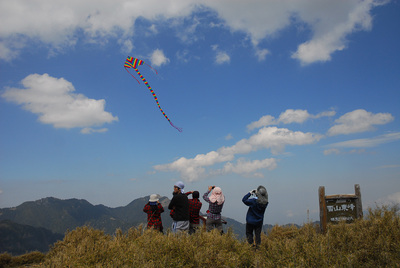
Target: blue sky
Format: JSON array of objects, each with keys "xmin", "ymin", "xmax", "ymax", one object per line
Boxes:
[{"xmin": 1, "ymin": 0, "xmax": 399, "ymax": 225}]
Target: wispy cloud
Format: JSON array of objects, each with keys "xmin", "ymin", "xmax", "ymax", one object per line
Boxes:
[
  {"xmin": 247, "ymin": 109, "xmax": 335, "ymax": 131},
  {"xmin": 0, "ymin": 1, "xmax": 386, "ymax": 64},
  {"xmin": 154, "ymin": 126, "xmax": 322, "ymax": 181},
  {"xmin": 175, "ymin": 16, "xmax": 201, "ymax": 43},
  {"xmin": 149, "ymin": 49, "xmax": 170, "ymax": 67},
  {"xmin": 326, "ymin": 132, "xmax": 400, "ymax": 148},
  {"xmin": 1, "ymin": 73, "xmax": 118, "ymax": 132},
  {"xmin": 375, "ymin": 164, "xmax": 400, "ymax": 169},
  {"xmin": 212, "ymin": 158, "xmax": 278, "ymax": 177},
  {"xmin": 255, "ymin": 47, "xmax": 270, "ymax": 61},
  {"xmin": 212, "ymin": 45, "xmax": 230, "ymax": 64},
  {"xmin": 225, "ymin": 133, "xmax": 233, "ymax": 140},
  {"xmin": 215, "ymin": 51, "xmax": 230, "ymax": 64},
  {"xmin": 376, "ymin": 191, "xmax": 400, "ymax": 206},
  {"xmin": 323, "ymin": 148, "xmax": 366, "ymax": 155},
  {"xmin": 81, "ymin": 128, "xmax": 109, "ymax": 134},
  {"xmin": 388, "ymin": 192, "xmax": 400, "ymax": 203},
  {"xmin": 291, "ymin": 0, "xmax": 385, "ymax": 65},
  {"xmin": 327, "ymin": 109, "xmax": 394, "ymax": 136},
  {"xmin": 155, "ymin": 107, "xmax": 397, "ymax": 182}
]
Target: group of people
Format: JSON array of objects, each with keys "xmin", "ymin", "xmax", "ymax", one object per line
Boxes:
[{"xmin": 143, "ymin": 181, "xmax": 269, "ymax": 248}]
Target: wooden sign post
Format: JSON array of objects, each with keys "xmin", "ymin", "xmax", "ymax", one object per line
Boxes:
[{"xmin": 319, "ymin": 184, "xmax": 363, "ymax": 233}]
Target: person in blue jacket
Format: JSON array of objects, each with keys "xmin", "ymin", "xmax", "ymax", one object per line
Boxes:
[{"xmin": 242, "ymin": 185, "xmax": 269, "ymax": 249}]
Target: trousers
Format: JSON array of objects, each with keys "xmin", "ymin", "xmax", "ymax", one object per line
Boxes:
[{"xmin": 246, "ymin": 222, "xmax": 262, "ymax": 245}]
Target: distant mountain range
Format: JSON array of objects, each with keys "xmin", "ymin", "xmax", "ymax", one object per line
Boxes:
[
  {"xmin": 0, "ymin": 196, "xmax": 274, "ymax": 255},
  {"xmin": 0, "ymin": 220, "xmax": 63, "ymax": 255}
]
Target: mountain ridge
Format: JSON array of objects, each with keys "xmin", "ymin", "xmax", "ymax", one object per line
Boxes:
[
  {"xmin": 0, "ymin": 196, "xmax": 277, "ymax": 255},
  {"xmin": 0, "ymin": 219, "xmax": 64, "ymax": 255}
]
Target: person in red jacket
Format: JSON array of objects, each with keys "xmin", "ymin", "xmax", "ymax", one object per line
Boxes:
[
  {"xmin": 143, "ymin": 194, "xmax": 164, "ymax": 233},
  {"xmin": 185, "ymin": 191, "xmax": 202, "ymax": 234}
]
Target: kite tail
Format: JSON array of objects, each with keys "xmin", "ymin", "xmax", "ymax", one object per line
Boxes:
[
  {"xmin": 125, "ymin": 68, "xmax": 140, "ymax": 83},
  {"xmin": 170, "ymin": 121, "xmax": 182, "ymax": 132},
  {"xmin": 134, "ymin": 68, "xmax": 181, "ymax": 132},
  {"xmin": 145, "ymin": 63, "xmax": 158, "ymax": 75}
]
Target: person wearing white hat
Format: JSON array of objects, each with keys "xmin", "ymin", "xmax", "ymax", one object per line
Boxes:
[{"xmin": 143, "ymin": 194, "xmax": 164, "ymax": 233}]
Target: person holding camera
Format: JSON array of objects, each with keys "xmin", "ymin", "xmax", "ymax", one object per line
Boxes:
[
  {"xmin": 242, "ymin": 185, "xmax": 269, "ymax": 249},
  {"xmin": 143, "ymin": 194, "xmax": 164, "ymax": 233},
  {"xmin": 203, "ymin": 186, "xmax": 225, "ymax": 232}
]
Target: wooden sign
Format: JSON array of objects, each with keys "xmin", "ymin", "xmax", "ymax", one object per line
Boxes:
[{"xmin": 319, "ymin": 184, "xmax": 363, "ymax": 233}]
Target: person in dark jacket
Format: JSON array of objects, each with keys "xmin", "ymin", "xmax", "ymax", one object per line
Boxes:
[
  {"xmin": 168, "ymin": 181, "xmax": 190, "ymax": 232},
  {"xmin": 242, "ymin": 185, "xmax": 268, "ymax": 248}
]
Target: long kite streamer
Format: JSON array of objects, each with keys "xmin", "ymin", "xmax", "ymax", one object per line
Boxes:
[{"xmin": 124, "ymin": 56, "xmax": 182, "ymax": 132}]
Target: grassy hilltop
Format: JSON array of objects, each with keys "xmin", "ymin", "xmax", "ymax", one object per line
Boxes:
[{"xmin": 1, "ymin": 205, "xmax": 399, "ymax": 267}]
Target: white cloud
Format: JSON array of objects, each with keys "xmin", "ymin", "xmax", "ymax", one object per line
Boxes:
[
  {"xmin": 286, "ymin": 210, "xmax": 294, "ymax": 218},
  {"xmin": 323, "ymin": 148, "xmax": 341, "ymax": 155},
  {"xmin": 154, "ymin": 126, "xmax": 322, "ymax": 181},
  {"xmin": 247, "ymin": 115, "xmax": 276, "ymax": 131},
  {"xmin": 278, "ymin": 109, "xmax": 312, "ymax": 124},
  {"xmin": 119, "ymin": 39, "xmax": 134, "ymax": 54},
  {"xmin": 149, "ymin": 49, "xmax": 170, "ymax": 67},
  {"xmin": 327, "ymin": 132, "xmax": 400, "ymax": 148},
  {"xmin": 279, "ymin": 109, "xmax": 336, "ymax": 124},
  {"xmin": 225, "ymin": 133, "xmax": 233, "ymax": 140},
  {"xmin": 323, "ymin": 148, "xmax": 366, "ymax": 155},
  {"xmin": 215, "ymin": 51, "xmax": 230, "ymax": 64},
  {"xmin": 175, "ymin": 16, "xmax": 201, "ymax": 43},
  {"xmin": 291, "ymin": 0, "xmax": 384, "ymax": 65},
  {"xmin": 388, "ymin": 192, "xmax": 400, "ymax": 204},
  {"xmin": 1, "ymin": 73, "xmax": 118, "ymax": 131},
  {"xmin": 0, "ymin": 37, "xmax": 26, "ymax": 61},
  {"xmin": 176, "ymin": 49, "xmax": 191, "ymax": 63},
  {"xmin": 232, "ymin": 126, "xmax": 323, "ymax": 155},
  {"xmin": 0, "ymin": 0, "xmax": 196, "ymax": 60},
  {"xmin": 206, "ymin": 0, "xmax": 384, "ymax": 64},
  {"xmin": 148, "ymin": 24, "xmax": 158, "ymax": 35},
  {"xmin": 328, "ymin": 109, "xmax": 394, "ymax": 136},
  {"xmin": 154, "ymin": 150, "xmax": 235, "ymax": 182},
  {"xmin": 314, "ymin": 110, "xmax": 337, "ymax": 118},
  {"xmin": 1, "ymin": 0, "xmax": 386, "ymax": 64},
  {"xmin": 377, "ymin": 191, "xmax": 400, "ymax": 206},
  {"xmin": 255, "ymin": 48, "xmax": 270, "ymax": 61},
  {"xmin": 205, "ymin": 0, "xmax": 293, "ymax": 45},
  {"xmin": 81, "ymin": 128, "xmax": 109, "ymax": 134},
  {"xmin": 215, "ymin": 158, "xmax": 278, "ymax": 177},
  {"xmin": 154, "ymin": 107, "xmax": 397, "ymax": 182},
  {"xmin": 247, "ymin": 109, "xmax": 335, "ymax": 131},
  {"xmin": 211, "ymin": 45, "xmax": 230, "ymax": 64}
]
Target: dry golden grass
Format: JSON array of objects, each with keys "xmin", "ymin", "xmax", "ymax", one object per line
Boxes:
[{"xmin": 2, "ymin": 204, "xmax": 399, "ymax": 267}]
